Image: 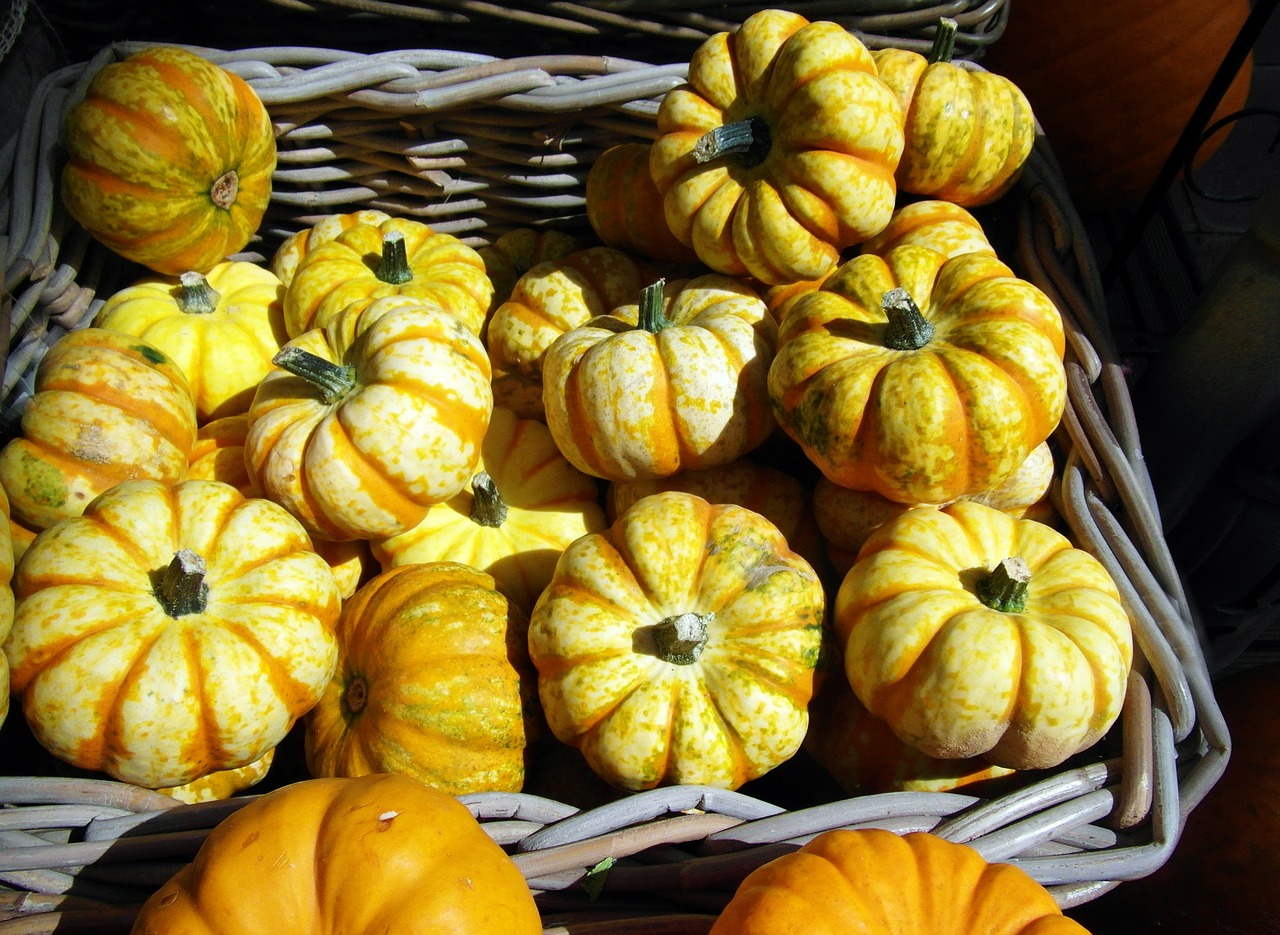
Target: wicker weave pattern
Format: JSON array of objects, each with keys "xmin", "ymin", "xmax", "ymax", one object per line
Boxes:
[{"xmin": 0, "ymin": 38, "xmax": 1228, "ymax": 931}]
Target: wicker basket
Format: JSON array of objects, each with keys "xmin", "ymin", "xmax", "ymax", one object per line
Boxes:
[{"xmin": 0, "ymin": 37, "xmax": 1228, "ymax": 933}]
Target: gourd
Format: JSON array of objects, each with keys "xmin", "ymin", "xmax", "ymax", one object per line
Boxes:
[
  {"xmin": 60, "ymin": 46, "xmax": 276, "ymax": 276},
  {"xmin": 873, "ymin": 19, "xmax": 1036, "ymax": 206},
  {"xmin": 92, "ymin": 260, "xmax": 288, "ymax": 422},
  {"xmin": 245, "ymin": 302, "xmax": 493, "ymax": 541},
  {"xmin": 0, "ymin": 328, "xmax": 197, "ymax": 531},
  {"xmin": 649, "ymin": 8, "xmax": 904, "ymax": 285},
  {"xmin": 528, "ymin": 490, "xmax": 825, "ymax": 791},
  {"xmin": 542, "ymin": 276, "xmax": 777, "ymax": 482},
  {"xmin": 269, "ymin": 209, "xmax": 394, "ymax": 287},
  {"xmin": 304, "ymin": 562, "xmax": 540, "ymax": 794},
  {"xmin": 370, "ymin": 406, "xmax": 606, "ymax": 616},
  {"xmin": 478, "ymin": 228, "xmax": 584, "ymax": 317},
  {"xmin": 0, "ymin": 486, "xmax": 12, "ymax": 729},
  {"xmin": 129, "ymin": 773, "xmax": 544, "ymax": 935},
  {"xmin": 834, "ymin": 500, "xmax": 1133, "ymax": 770},
  {"xmin": 3, "ymin": 478, "xmax": 341, "ymax": 789},
  {"xmin": 768, "ymin": 245, "xmax": 1066, "ymax": 505},
  {"xmin": 709, "ymin": 828, "xmax": 1090, "ymax": 934},
  {"xmin": 585, "ymin": 142, "xmax": 701, "ymax": 266}
]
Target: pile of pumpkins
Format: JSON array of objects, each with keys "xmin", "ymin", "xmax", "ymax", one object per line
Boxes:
[{"xmin": 0, "ymin": 11, "xmax": 1127, "ymax": 933}]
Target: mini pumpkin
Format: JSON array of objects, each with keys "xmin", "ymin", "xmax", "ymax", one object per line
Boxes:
[
  {"xmin": 269, "ymin": 209, "xmax": 394, "ymax": 287},
  {"xmin": 0, "ymin": 485, "xmax": 13, "ymax": 730},
  {"xmin": 60, "ymin": 46, "xmax": 276, "ymax": 276},
  {"xmin": 834, "ymin": 500, "xmax": 1133, "ymax": 770},
  {"xmin": 477, "ymin": 227, "xmax": 583, "ymax": 318},
  {"xmin": 710, "ymin": 828, "xmax": 1090, "ymax": 934},
  {"xmin": 585, "ymin": 142, "xmax": 701, "ymax": 266},
  {"xmin": 304, "ymin": 562, "xmax": 540, "ymax": 794},
  {"xmin": 129, "ymin": 774, "xmax": 543, "ymax": 935},
  {"xmin": 3, "ymin": 478, "xmax": 340, "ymax": 789},
  {"xmin": 528, "ymin": 490, "xmax": 825, "ymax": 791},
  {"xmin": 542, "ymin": 276, "xmax": 778, "ymax": 482},
  {"xmin": 768, "ymin": 245, "xmax": 1066, "ymax": 505},
  {"xmin": 93, "ymin": 260, "xmax": 288, "ymax": 422},
  {"xmin": 649, "ymin": 8, "xmax": 904, "ymax": 285}
]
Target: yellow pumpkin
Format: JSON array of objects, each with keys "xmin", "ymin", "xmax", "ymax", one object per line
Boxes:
[
  {"xmin": 269, "ymin": 208, "xmax": 394, "ymax": 287},
  {"xmin": 834, "ymin": 500, "xmax": 1133, "ymax": 770},
  {"xmin": 710, "ymin": 828, "xmax": 1090, "ymax": 934},
  {"xmin": 282, "ymin": 216, "xmax": 493, "ymax": 338},
  {"xmin": 245, "ymin": 302, "xmax": 493, "ymax": 541},
  {"xmin": 649, "ymin": 9, "xmax": 904, "ymax": 285},
  {"xmin": 304, "ymin": 562, "xmax": 540, "ymax": 794},
  {"xmin": 542, "ymin": 275, "xmax": 778, "ymax": 481},
  {"xmin": 155, "ymin": 749, "xmax": 275, "ymax": 804},
  {"xmin": 130, "ymin": 774, "xmax": 543, "ymax": 935},
  {"xmin": 476, "ymin": 227, "xmax": 583, "ymax": 318},
  {"xmin": 0, "ymin": 485, "xmax": 13, "ymax": 730},
  {"xmin": 873, "ymin": 18, "xmax": 1037, "ymax": 206},
  {"xmin": 371, "ymin": 406, "xmax": 606, "ymax": 616},
  {"xmin": 3, "ymin": 478, "xmax": 340, "ymax": 789},
  {"xmin": 0, "ymin": 328, "xmax": 197, "ymax": 531},
  {"xmin": 93, "ymin": 260, "xmax": 288, "ymax": 422},
  {"xmin": 528, "ymin": 490, "xmax": 825, "ymax": 791},
  {"xmin": 768, "ymin": 245, "xmax": 1066, "ymax": 505}
]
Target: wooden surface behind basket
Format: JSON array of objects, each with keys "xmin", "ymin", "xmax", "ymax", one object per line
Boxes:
[{"xmin": 0, "ymin": 35, "xmax": 1229, "ymax": 931}]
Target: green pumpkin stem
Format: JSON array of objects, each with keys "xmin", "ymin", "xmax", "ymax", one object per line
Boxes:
[
  {"xmin": 978, "ymin": 557, "xmax": 1031, "ymax": 613},
  {"xmin": 177, "ymin": 271, "xmax": 220, "ymax": 314},
  {"xmin": 210, "ymin": 170, "xmax": 239, "ymax": 210},
  {"xmin": 156, "ymin": 549, "xmax": 209, "ymax": 617},
  {"xmin": 693, "ymin": 116, "xmax": 772, "ymax": 167},
  {"xmin": 377, "ymin": 230, "xmax": 414, "ymax": 285},
  {"xmin": 654, "ymin": 611, "xmax": 713, "ymax": 665},
  {"xmin": 638, "ymin": 279, "xmax": 672, "ymax": 333},
  {"xmin": 928, "ymin": 17, "xmax": 959, "ymax": 65},
  {"xmin": 469, "ymin": 471, "xmax": 509, "ymax": 527},
  {"xmin": 272, "ymin": 345, "xmax": 358, "ymax": 405},
  {"xmin": 882, "ymin": 287, "xmax": 934, "ymax": 350}
]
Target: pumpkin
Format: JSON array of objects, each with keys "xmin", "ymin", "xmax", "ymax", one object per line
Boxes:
[
  {"xmin": 585, "ymin": 142, "xmax": 702, "ymax": 266},
  {"xmin": 804, "ymin": 663, "xmax": 1014, "ymax": 795},
  {"xmin": 370, "ymin": 407, "xmax": 606, "ymax": 616},
  {"xmin": 0, "ymin": 485, "xmax": 13, "ymax": 729},
  {"xmin": 528, "ymin": 490, "xmax": 825, "ymax": 791},
  {"xmin": 873, "ymin": 18, "xmax": 1036, "ymax": 206},
  {"xmin": 981, "ymin": 0, "xmax": 1254, "ymax": 213},
  {"xmin": 607, "ymin": 457, "xmax": 827, "ymax": 580},
  {"xmin": 649, "ymin": 8, "xmax": 904, "ymax": 285},
  {"xmin": 815, "ymin": 439, "xmax": 1056, "ymax": 575},
  {"xmin": 485, "ymin": 244, "xmax": 657, "ymax": 382},
  {"xmin": 282, "ymin": 216, "xmax": 493, "ymax": 338},
  {"xmin": 0, "ymin": 328, "xmax": 197, "ymax": 531},
  {"xmin": 60, "ymin": 46, "xmax": 276, "ymax": 276},
  {"xmin": 3, "ymin": 478, "xmax": 340, "ymax": 789},
  {"xmin": 269, "ymin": 208, "xmax": 394, "ymax": 287},
  {"xmin": 477, "ymin": 227, "xmax": 583, "ymax": 318},
  {"xmin": 92, "ymin": 260, "xmax": 288, "ymax": 422},
  {"xmin": 129, "ymin": 773, "xmax": 543, "ymax": 935},
  {"xmin": 542, "ymin": 276, "xmax": 778, "ymax": 482},
  {"xmin": 304, "ymin": 562, "xmax": 540, "ymax": 793},
  {"xmin": 155, "ymin": 749, "xmax": 275, "ymax": 804},
  {"xmin": 834, "ymin": 500, "xmax": 1133, "ymax": 770},
  {"xmin": 245, "ymin": 302, "xmax": 493, "ymax": 541},
  {"xmin": 768, "ymin": 245, "xmax": 1067, "ymax": 505},
  {"xmin": 709, "ymin": 828, "xmax": 1090, "ymax": 934}
]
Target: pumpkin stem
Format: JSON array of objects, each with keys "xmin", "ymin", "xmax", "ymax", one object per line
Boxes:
[
  {"xmin": 693, "ymin": 116, "xmax": 772, "ymax": 167},
  {"xmin": 272, "ymin": 345, "xmax": 358, "ymax": 405},
  {"xmin": 978, "ymin": 557, "xmax": 1031, "ymax": 613},
  {"xmin": 155, "ymin": 549, "xmax": 209, "ymax": 617},
  {"xmin": 210, "ymin": 170, "xmax": 239, "ymax": 210},
  {"xmin": 928, "ymin": 17, "xmax": 959, "ymax": 65},
  {"xmin": 177, "ymin": 271, "xmax": 221, "ymax": 314},
  {"xmin": 638, "ymin": 279, "xmax": 672, "ymax": 333},
  {"xmin": 654, "ymin": 611, "xmax": 712, "ymax": 665},
  {"xmin": 469, "ymin": 471, "xmax": 509, "ymax": 527},
  {"xmin": 882, "ymin": 287, "xmax": 934, "ymax": 350},
  {"xmin": 377, "ymin": 231, "xmax": 414, "ymax": 285}
]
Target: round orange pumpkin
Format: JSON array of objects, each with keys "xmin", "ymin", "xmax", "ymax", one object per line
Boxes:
[
  {"xmin": 585, "ymin": 142, "xmax": 701, "ymax": 266},
  {"xmin": 60, "ymin": 46, "xmax": 276, "ymax": 276},
  {"xmin": 129, "ymin": 773, "xmax": 543, "ymax": 935}
]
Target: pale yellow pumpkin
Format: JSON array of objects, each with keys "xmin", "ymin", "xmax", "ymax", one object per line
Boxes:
[
  {"xmin": 371, "ymin": 406, "xmax": 606, "ymax": 616},
  {"xmin": 269, "ymin": 209, "xmax": 394, "ymax": 287}
]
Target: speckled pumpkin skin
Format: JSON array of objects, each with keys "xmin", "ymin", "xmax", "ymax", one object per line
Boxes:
[
  {"xmin": 528, "ymin": 490, "xmax": 825, "ymax": 791},
  {"xmin": 650, "ymin": 9, "xmax": 904, "ymax": 285},
  {"xmin": 768, "ymin": 245, "xmax": 1066, "ymax": 505},
  {"xmin": 0, "ymin": 486, "xmax": 13, "ymax": 730},
  {"xmin": 834, "ymin": 500, "xmax": 1133, "ymax": 771},
  {"xmin": 3, "ymin": 478, "xmax": 340, "ymax": 789}
]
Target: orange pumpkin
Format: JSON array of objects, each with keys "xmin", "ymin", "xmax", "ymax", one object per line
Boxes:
[{"xmin": 585, "ymin": 142, "xmax": 701, "ymax": 266}]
